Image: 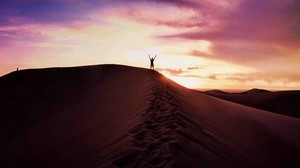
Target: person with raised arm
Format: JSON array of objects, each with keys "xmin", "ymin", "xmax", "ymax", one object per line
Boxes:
[{"xmin": 148, "ymin": 55, "xmax": 156, "ymax": 70}]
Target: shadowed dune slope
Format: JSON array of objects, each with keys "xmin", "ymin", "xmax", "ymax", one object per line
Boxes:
[
  {"xmin": 204, "ymin": 89, "xmax": 300, "ymax": 118},
  {"xmin": 0, "ymin": 64, "xmax": 300, "ymax": 168}
]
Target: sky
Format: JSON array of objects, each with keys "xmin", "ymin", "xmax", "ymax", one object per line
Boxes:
[{"xmin": 1, "ymin": 0, "xmax": 300, "ymax": 90}]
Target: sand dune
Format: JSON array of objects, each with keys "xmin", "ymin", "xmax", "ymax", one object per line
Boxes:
[
  {"xmin": 204, "ymin": 89, "xmax": 300, "ymax": 118},
  {"xmin": 1, "ymin": 64, "xmax": 300, "ymax": 168}
]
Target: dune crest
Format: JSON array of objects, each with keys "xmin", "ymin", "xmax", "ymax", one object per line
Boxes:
[
  {"xmin": 204, "ymin": 89, "xmax": 300, "ymax": 118},
  {"xmin": 0, "ymin": 65, "xmax": 300, "ymax": 168}
]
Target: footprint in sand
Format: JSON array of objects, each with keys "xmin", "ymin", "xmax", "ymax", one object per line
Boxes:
[{"xmin": 116, "ymin": 74, "xmax": 191, "ymax": 168}]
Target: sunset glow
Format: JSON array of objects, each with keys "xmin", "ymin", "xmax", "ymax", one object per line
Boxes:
[{"xmin": 1, "ymin": 0, "xmax": 300, "ymax": 90}]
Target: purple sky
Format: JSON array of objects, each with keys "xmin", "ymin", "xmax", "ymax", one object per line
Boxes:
[{"xmin": 1, "ymin": 0, "xmax": 300, "ymax": 90}]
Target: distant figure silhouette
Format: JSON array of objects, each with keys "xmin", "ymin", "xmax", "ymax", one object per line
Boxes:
[
  {"xmin": 148, "ymin": 55, "xmax": 156, "ymax": 70},
  {"xmin": 17, "ymin": 68, "xmax": 18, "ymax": 71}
]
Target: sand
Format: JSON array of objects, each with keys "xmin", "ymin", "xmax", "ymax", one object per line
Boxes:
[
  {"xmin": 204, "ymin": 89, "xmax": 300, "ymax": 118},
  {"xmin": 0, "ymin": 64, "xmax": 300, "ymax": 167}
]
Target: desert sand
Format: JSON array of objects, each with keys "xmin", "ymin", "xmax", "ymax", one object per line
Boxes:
[
  {"xmin": 0, "ymin": 64, "xmax": 300, "ymax": 167},
  {"xmin": 204, "ymin": 89, "xmax": 300, "ymax": 118}
]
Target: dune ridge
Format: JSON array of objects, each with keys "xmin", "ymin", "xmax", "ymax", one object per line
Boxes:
[
  {"xmin": 204, "ymin": 89, "xmax": 300, "ymax": 118},
  {"xmin": 1, "ymin": 64, "xmax": 300, "ymax": 168},
  {"xmin": 103, "ymin": 73, "xmax": 252, "ymax": 168}
]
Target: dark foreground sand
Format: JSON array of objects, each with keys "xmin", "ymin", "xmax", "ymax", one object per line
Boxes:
[{"xmin": 0, "ymin": 64, "xmax": 300, "ymax": 168}]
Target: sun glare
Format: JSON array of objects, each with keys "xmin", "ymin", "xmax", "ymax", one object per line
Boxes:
[{"xmin": 163, "ymin": 73, "xmax": 200, "ymax": 89}]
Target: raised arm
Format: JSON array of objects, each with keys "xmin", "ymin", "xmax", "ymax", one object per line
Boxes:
[
  {"xmin": 148, "ymin": 55, "xmax": 151, "ymax": 59},
  {"xmin": 154, "ymin": 55, "xmax": 157, "ymax": 60}
]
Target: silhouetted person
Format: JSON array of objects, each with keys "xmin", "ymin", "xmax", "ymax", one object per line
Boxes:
[
  {"xmin": 17, "ymin": 68, "xmax": 18, "ymax": 71},
  {"xmin": 149, "ymin": 55, "xmax": 156, "ymax": 70}
]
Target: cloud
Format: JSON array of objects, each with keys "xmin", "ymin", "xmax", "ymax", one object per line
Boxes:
[
  {"xmin": 101, "ymin": 4, "xmax": 207, "ymax": 29},
  {"xmin": 158, "ymin": 0, "xmax": 300, "ymax": 46},
  {"xmin": 156, "ymin": 68, "xmax": 186, "ymax": 76},
  {"xmin": 182, "ymin": 71, "xmax": 300, "ymax": 86},
  {"xmin": 189, "ymin": 50, "xmax": 213, "ymax": 58},
  {"xmin": 157, "ymin": 66, "xmax": 207, "ymax": 76},
  {"xmin": 148, "ymin": 0, "xmax": 300, "ymax": 78},
  {"xmin": 0, "ymin": 24, "xmax": 53, "ymax": 46},
  {"xmin": 0, "ymin": 0, "xmax": 108, "ymax": 26},
  {"xmin": 112, "ymin": 0, "xmax": 203, "ymax": 9},
  {"xmin": 223, "ymin": 72, "xmax": 300, "ymax": 85},
  {"xmin": 0, "ymin": 1, "xmax": 112, "ymax": 44},
  {"xmin": 186, "ymin": 66, "xmax": 203, "ymax": 70}
]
